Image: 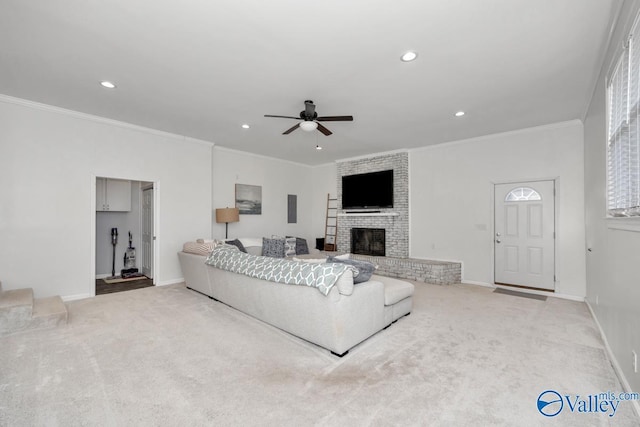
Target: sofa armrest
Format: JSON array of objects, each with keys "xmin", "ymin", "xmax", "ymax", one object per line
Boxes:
[
  {"xmin": 177, "ymin": 251, "xmax": 210, "ymax": 295},
  {"xmin": 335, "ymin": 269, "xmax": 355, "ymax": 296}
]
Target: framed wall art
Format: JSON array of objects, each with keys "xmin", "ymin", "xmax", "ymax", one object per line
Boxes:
[{"xmin": 235, "ymin": 184, "xmax": 262, "ymax": 215}]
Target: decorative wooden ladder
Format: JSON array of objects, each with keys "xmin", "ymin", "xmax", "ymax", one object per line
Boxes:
[{"xmin": 324, "ymin": 193, "xmax": 338, "ymax": 251}]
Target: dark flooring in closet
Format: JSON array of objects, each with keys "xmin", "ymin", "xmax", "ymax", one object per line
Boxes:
[{"xmin": 95, "ymin": 277, "xmax": 154, "ymax": 295}]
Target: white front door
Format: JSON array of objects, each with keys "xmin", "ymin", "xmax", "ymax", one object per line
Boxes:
[
  {"xmin": 494, "ymin": 181, "xmax": 555, "ymax": 290},
  {"xmin": 141, "ymin": 187, "xmax": 154, "ymax": 279}
]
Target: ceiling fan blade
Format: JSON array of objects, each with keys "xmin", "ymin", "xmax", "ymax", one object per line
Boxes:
[
  {"xmin": 316, "ymin": 122, "xmax": 333, "ymax": 136},
  {"xmin": 283, "ymin": 123, "xmax": 300, "ymax": 135},
  {"xmin": 265, "ymin": 114, "xmax": 300, "ymax": 120},
  {"xmin": 304, "ymin": 101, "xmax": 316, "ymax": 119},
  {"xmin": 316, "ymin": 116, "xmax": 354, "ymax": 122}
]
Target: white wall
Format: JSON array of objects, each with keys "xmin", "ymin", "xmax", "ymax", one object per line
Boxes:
[
  {"xmin": 584, "ymin": 0, "xmax": 640, "ymax": 396},
  {"xmin": 211, "ymin": 147, "xmax": 314, "ymax": 245},
  {"xmin": 0, "ymin": 96, "xmax": 212, "ymax": 299},
  {"xmin": 410, "ymin": 121, "xmax": 586, "ymax": 297}
]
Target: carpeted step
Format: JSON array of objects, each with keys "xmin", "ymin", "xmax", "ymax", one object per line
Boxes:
[
  {"xmin": 31, "ymin": 296, "xmax": 68, "ymax": 330},
  {"xmin": 0, "ymin": 288, "xmax": 34, "ymax": 335},
  {"xmin": 0, "ymin": 289, "xmax": 68, "ymax": 336}
]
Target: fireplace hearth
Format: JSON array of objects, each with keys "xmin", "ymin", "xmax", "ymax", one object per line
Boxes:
[{"xmin": 351, "ymin": 228, "xmax": 385, "ymax": 256}]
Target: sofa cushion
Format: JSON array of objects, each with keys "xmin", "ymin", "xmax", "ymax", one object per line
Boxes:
[
  {"xmin": 328, "ymin": 257, "xmax": 375, "ymax": 284},
  {"xmin": 238, "ymin": 237, "xmax": 263, "ymax": 248},
  {"xmin": 293, "ymin": 256, "xmax": 326, "ymax": 263},
  {"xmin": 245, "ymin": 246, "xmax": 262, "ymax": 256},
  {"xmin": 262, "ymin": 237, "xmax": 285, "ymax": 258},
  {"xmin": 371, "ymin": 274, "xmax": 415, "ymax": 305},
  {"xmin": 225, "ymin": 238, "xmax": 247, "ymax": 253}
]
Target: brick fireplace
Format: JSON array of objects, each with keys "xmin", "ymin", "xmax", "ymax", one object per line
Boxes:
[
  {"xmin": 335, "ymin": 151, "xmax": 462, "ymax": 285},
  {"xmin": 336, "ymin": 152, "xmax": 409, "ymax": 258}
]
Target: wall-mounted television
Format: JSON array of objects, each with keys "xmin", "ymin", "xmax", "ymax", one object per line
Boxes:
[{"xmin": 342, "ymin": 169, "xmax": 393, "ymax": 209}]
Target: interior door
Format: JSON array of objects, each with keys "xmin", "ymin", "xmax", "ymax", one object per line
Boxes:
[
  {"xmin": 141, "ymin": 187, "xmax": 154, "ymax": 279},
  {"xmin": 494, "ymin": 181, "xmax": 555, "ymax": 290}
]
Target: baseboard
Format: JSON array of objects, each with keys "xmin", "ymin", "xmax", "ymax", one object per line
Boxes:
[
  {"xmin": 586, "ymin": 300, "xmax": 640, "ymax": 419},
  {"xmin": 155, "ymin": 278, "xmax": 184, "ymax": 286},
  {"xmin": 95, "ymin": 274, "xmax": 110, "ymax": 279},
  {"xmin": 462, "ymin": 281, "xmax": 585, "ymax": 302},
  {"xmin": 494, "ymin": 284, "xmax": 585, "ymax": 302},
  {"xmin": 461, "ymin": 280, "xmax": 494, "ymax": 288},
  {"xmin": 62, "ymin": 293, "xmax": 92, "ymax": 302},
  {"xmin": 548, "ymin": 292, "xmax": 585, "ymax": 302}
]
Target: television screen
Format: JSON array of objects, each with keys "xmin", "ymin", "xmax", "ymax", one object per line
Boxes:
[{"xmin": 342, "ymin": 170, "xmax": 393, "ymax": 209}]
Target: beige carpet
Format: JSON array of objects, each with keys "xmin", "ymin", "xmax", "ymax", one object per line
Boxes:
[{"xmin": 1, "ymin": 281, "xmax": 638, "ymax": 426}]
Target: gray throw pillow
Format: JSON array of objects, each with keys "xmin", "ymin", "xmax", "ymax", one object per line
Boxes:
[
  {"xmin": 286, "ymin": 236, "xmax": 310, "ymax": 255},
  {"xmin": 327, "ymin": 257, "xmax": 375, "ymax": 284},
  {"xmin": 262, "ymin": 237, "xmax": 285, "ymax": 258},
  {"xmin": 295, "ymin": 238, "xmax": 309, "ymax": 255},
  {"xmin": 225, "ymin": 239, "xmax": 247, "ymax": 253}
]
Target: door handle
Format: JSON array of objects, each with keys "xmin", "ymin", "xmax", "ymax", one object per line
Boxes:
[{"xmin": 496, "ymin": 239, "xmax": 501, "ymax": 244}]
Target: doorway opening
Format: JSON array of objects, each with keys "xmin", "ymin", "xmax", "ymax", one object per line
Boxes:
[
  {"xmin": 95, "ymin": 177, "xmax": 156, "ymax": 295},
  {"xmin": 494, "ymin": 180, "xmax": 556, "ymax": 291}
]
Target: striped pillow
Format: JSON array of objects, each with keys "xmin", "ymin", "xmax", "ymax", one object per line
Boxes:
[{"xmin": 183, "ymin": 241, "xmax": 216, "ymax": 256}]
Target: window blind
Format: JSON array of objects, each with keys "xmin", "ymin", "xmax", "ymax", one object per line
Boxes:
[{"xmin": 607, "ymin": 17, "xmax": 640, "ymax": 217}]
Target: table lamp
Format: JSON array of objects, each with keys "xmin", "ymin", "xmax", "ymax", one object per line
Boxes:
[{"xmin": 215, "ymin": 207, "xmax": 240, "ymax": 239}]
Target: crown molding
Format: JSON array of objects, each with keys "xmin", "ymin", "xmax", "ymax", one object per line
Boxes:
[
  {"xmin": 213, "ymin": 145, "xmax": 310, "ymax": 168},
  {"xmin": 0, "ymin": 94, "xmax": 215, "ymax": 147},
  {"xmin": 410, "ymin": 119, "xmax": 583, "ymax": 153}
]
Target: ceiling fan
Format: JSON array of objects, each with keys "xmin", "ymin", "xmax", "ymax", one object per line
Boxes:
[{"xmin": 264, "ymin": 100, "xmax": 353, "ymax": 136}]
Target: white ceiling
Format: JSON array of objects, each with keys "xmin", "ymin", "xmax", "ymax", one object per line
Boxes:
[{"xmin": 0, "ymin": 0, "xmax": 620, "ymax": 165}]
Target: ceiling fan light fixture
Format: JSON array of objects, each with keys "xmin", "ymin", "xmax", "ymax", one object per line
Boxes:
[
  {"xmin": 100, "ymin": 81, "xmax": 116, "ymax": 89},
  {"xmin": 241, "ymin": 124, "xmax": 250, "ymax": 129},
  {"xmin": 316, "ymin": 145, "xmax": 322, "ymax": 150},
  {"xmin": 300, "ymin": 121, "xmax": 318, "ymax": 132},
  {"xmin": 455, "ymin": 111, "xmax": 465, "ymax": 117},
  {"xmin": 401, "ymin": 51, "xmax": 418, "ymax": 62}
]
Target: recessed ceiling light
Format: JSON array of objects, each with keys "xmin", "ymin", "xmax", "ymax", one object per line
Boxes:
[
  {"xmin": 100, "ymin": 81, "xmax": 116, "ymax": 89},
  {"xmin": 455, "ymin": 111, "xmax": 465, "ymax": 117},
  {"xmin": 242, "ymin": 124, "xmax": 250, "ymax": 129},
  {"xmin": 401, "ymin": 51, "xmax": 417, "ymax": 62},
  {"xmin": 316, "ymin": 145, "xmax": 322, "ymax": 150}
]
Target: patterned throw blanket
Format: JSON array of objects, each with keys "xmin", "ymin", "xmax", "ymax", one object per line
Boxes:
[{"xmin": 205, "ymin": 245, "xmax": 354, "ymax": 296}]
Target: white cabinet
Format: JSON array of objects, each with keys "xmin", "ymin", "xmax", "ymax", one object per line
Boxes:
[{"xmin": 96, "ymin": 178, "xmax": 131, "ymax": 212}]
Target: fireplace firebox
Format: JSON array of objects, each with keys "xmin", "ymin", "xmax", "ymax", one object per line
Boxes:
[{"xmin": 351, "ymin": 228, "xmax": 385, "ymax": 256}]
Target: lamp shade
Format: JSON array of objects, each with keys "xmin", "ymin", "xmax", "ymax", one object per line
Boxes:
[
  {"xmin": 300, "ymin": 121, "xmax": 318, "ymax": 132},
  {"xmin": 215, "ymin": 207, "xmax": 239, "ymax": 223}
]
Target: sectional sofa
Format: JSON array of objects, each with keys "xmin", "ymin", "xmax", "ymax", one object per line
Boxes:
[{"xmin": 178, "ymin": 239, "xmax": 414, "ymax": 356}]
